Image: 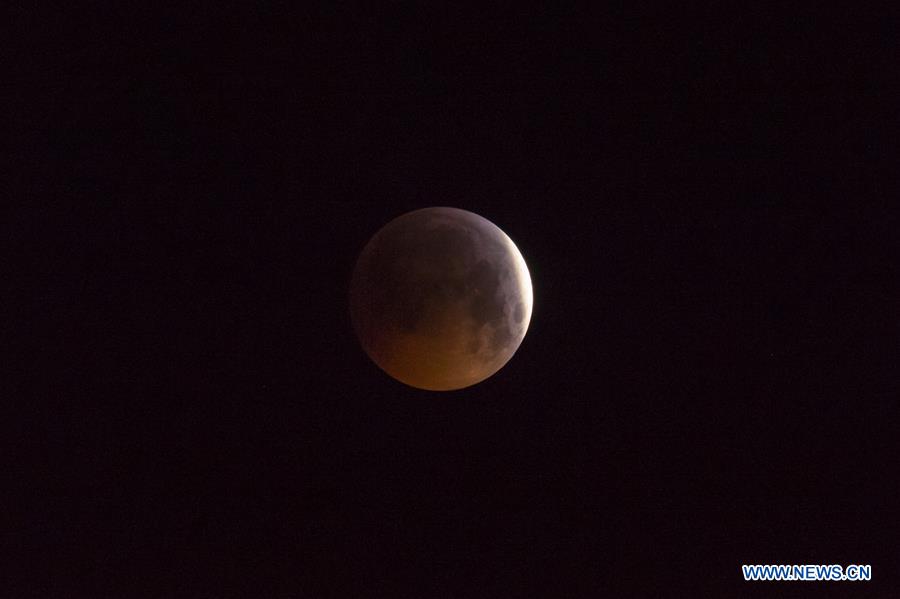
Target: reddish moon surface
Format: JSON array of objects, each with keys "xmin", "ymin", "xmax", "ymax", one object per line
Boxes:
[{"xmin": 349, "ymin": 207, "xmax": 533, "ymax": 391}]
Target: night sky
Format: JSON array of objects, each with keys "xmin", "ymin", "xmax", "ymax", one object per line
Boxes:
[{"xmin": 9, "ymin": 4, "xmax": 898, "ymax": 597}]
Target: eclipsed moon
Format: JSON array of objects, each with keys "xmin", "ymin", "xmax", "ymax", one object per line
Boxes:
[{"xmin": 349, "ymin": 207, "xmax": 533, "ymax": 391}]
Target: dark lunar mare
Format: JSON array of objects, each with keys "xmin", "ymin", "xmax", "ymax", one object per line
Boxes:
[{"xmin": 354, "ymin": 210, "xmax": 511, "ymax": 340}]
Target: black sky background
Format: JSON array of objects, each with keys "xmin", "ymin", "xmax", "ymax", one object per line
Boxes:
[{"xmin": 7, "ymin": 4, "xmax": 899, "ymax": 597}]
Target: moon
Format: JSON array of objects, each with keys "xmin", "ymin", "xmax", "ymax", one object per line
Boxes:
[{"xmin": 349, "ymin": 207, "xmax": 533, "ymax": 391}]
